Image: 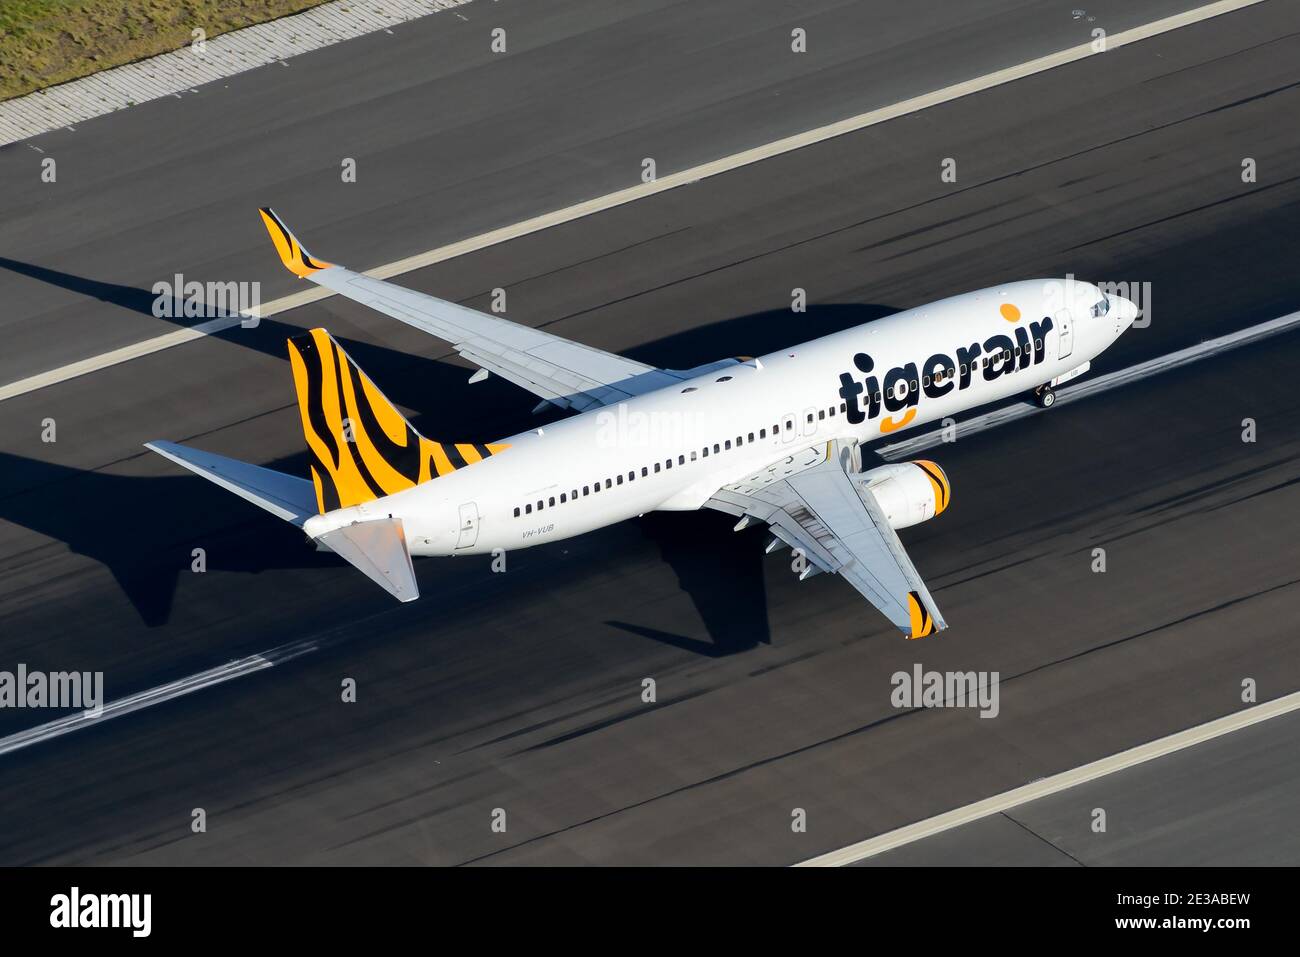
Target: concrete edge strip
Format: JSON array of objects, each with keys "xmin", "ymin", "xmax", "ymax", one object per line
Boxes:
[
  {"xmin": 0, "ymin": 0, "xmax": 1266, "ymax": 405},
  {"xmin": 795, "ymin": 688, "xmax": 1300, "ymax": 866},
  {"xmin": 0, "ymin": 0, "xmax": 475, "ymax": 148}
]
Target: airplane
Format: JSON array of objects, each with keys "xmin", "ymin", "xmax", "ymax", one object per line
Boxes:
[{"xmin": 147, "ymin": 208, "xmax": 1138, "ymax": 639}]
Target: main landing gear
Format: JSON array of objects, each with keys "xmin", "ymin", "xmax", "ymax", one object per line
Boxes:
[{"xmin": 1034, "ymin": 385, "xmax": 1056, "ymax": 409}]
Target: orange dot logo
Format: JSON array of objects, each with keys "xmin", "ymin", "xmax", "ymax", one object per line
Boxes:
[{"xmin": 1000, "ymin": 303, "xmax": 1021, "ymax": 322}]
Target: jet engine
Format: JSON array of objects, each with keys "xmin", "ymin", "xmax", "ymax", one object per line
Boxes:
[{"xmin": 856, "ymin": 460, "xmax": 951, "ymax": 529}]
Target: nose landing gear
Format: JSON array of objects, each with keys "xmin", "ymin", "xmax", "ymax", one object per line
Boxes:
[{"xmin": 1034, "ymin": 385, "xmax": 1056, "ymax": 409}]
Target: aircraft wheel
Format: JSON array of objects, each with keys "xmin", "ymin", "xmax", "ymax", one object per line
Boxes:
[{"xmin": 1037, "ymin": 387, "xmax": 1056, "ymax": 409}]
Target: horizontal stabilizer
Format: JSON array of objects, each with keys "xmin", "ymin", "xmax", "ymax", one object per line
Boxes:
[
  {"xmin": 315, "ymin": 518, "xmax": 419, "ymax": 602},
  {"xmin": 145, "ymin": 440, "xmax": 317, "ymax": 527}
]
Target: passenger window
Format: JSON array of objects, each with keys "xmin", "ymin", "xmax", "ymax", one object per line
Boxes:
[
  {"xmin": 513, "ymin": 507, "xmax": 520, "ymax": 517},
  {"xmin": 713, "ymin": 443, "xmax": 720, "ymax": 453},
  {"xmin": 641, "ymin": 467, "xmax": 648, "ymax": 477},
  {"xmin": 922, "ymin": 377, "xmax": 930, "ymax": 388},
  {"xmin": 910, "ymin": 380, "xmax": 917, "ymax": 392},
  {"xmin": 840, "ymin": 402, "xmax": 846, "ymax": 412},
  {"xmin": 760, "ymin": 429, "xmax": 766, "ymax": 439},
  {"xmin": 605, "ymin": 479, "xmax": 612, "ymax": 489},
  {"xmin": 548, "ymin": 496, "xmax": 555, "ymax": 507},
  {"xmin": 1035, "ymin": 339, "xmax": 1042, "ymax": 350},
  {"xmin": 654, "ymin": 463, "xmax": 661, "ymax": 473},
  {"xmin": 806, "ymin": 413, "xmax": 814, "ymax": 423},
  {"xmin": 628, "ymin": 471, "xmax": 634, "ymax": 481},
  {"xmin": 703, "ymin": 447, "xmax": 709, "ymax": 458},
  {"xmin": 960, "ymin": 364, "xmax": 967, "ymax": 376},
  {"xmin": 571, "ymin": 489, "xmax": 578, "ymax": 499},
  {"xmin": 526, "ymin": 504, "xmax": 532, "ymax": 514},
  {"xmin": 818, "ymin": 410, "xmax": 825, "ymax": 420},
  {"xmin": 537, "ymin": 500, "xmax": 544, "ymax": 511},
  {"xmin": 560, "ymin": 493, "xmax": 566, "ymax": 504},
  {"xmin": 678, "ymin": 455, "xmax": 685, "ymax": 465},
  {"xmin": 690, "ymin": 451, "xmax": 697, "ymax": 461},
  {"xmin": 725, "ymin": 439, "xmax": 732, "ymax": 450},
  {"xmin": 616, "ymin": 475, "xmax": 623, "ymax": 485},
  {"xmin": 583, "ymin": 486, "xmax": 590, "ymax": 495},
  {"xmin": 829, "ymin": 406, "xmax": 835, "ymax": 416},
  {"xmin": 748, "ymin": 432, "xmax": 755, "ymax": 442}
]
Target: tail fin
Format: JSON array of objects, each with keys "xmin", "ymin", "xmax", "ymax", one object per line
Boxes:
[
  {"xmin": 259, "ymin": 207, "xmax": 333, "ymax": 278},
  {"xmin": 286, "ymin": 328, "xmax": 508, "ymax": 512}
]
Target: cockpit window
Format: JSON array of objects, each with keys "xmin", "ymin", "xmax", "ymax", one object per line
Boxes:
[{"xmin": 1090, "ymin": 296, "xmax": 1110, "ymax": 318}]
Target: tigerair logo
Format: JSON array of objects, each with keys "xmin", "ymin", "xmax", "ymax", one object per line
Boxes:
[{"xmin": 837, "ymin": 305, "xmax": 1053, "ymax": 433}]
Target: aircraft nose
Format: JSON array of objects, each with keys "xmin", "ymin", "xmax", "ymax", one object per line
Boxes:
[{"xmin": 1113, "ymin": 295, "xmax": 1139, "ymax": 331}]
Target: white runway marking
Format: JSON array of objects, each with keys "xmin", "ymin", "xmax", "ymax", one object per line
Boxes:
[
  {"xmin": 796, "ymin": 689, "xmax": 1300, "ymax": 866},
  {"xmin": 0, "ymin": 639, "xmax": 316, "ymax": 758},
  {"xmin": 877, "ymin": 310, "xmax": 1300, "ymax": 460},
  {"xmin": 0, "ymin": 0, "xmax": 1266, "ymax": 405}
]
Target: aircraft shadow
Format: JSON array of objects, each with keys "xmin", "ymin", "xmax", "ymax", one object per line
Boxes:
[
  {"xmin": 0, "ymin": 450, "xmax": 342, "ymax": 627},
  {"xmin": 608, "ymin": 511, "xmax": 774, "ymax": 655}
]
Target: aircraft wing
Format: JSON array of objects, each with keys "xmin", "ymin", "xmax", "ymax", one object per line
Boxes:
[
  {"xmin": 707, "ymin": 441, "xmax": 946, "ymax": 639},
  {"xmin": 260, "ymin": 208, "xmax": 681, "ymax": 412}
]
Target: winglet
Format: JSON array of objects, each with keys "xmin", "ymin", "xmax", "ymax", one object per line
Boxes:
[
  {"xmin": 258, "ymin": 207, "xmax": 333, "ymax": 278},
  {"xmin": 906, "ymin": 590, "xmax": 940, "ymax": 640}
]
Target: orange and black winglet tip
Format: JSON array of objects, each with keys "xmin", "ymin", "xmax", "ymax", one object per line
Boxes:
[
  {"xmin": 258, "ymin": 207, "xmax": 332, "ymax": 278},
  {"xmin": 906, "ymin": 590, "xmax": 936, "ymax": 640}
]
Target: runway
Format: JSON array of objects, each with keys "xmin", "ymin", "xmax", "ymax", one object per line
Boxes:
[
  {"xmin": 801, "ymin": 690, "xmax": 1300, "ymax": 865},
  {"xmin": 857, "ymin": 707, "xmax": 1300, "ymax": 866},
  {"xmin": 1, "ymin": 0, "xmax": 1298, "ymax": 865}
]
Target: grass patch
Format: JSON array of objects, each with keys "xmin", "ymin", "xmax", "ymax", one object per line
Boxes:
[{"xmin": 0, "ymin": 0, "xmax": 334, "ymax": 101}]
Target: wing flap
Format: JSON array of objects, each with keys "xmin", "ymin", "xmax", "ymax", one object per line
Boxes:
[{"xmin": 709, "ymin": 440, "xmax": 946, "ymax": 639}]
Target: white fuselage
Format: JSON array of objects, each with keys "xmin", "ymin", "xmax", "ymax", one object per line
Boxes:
[{"xmin": 307, "ymin": 279, "xmax": 1137, "ymax": 554}]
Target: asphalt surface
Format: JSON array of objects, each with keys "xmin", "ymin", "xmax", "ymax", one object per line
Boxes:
[
  {"xmin": 863, "ymin": 710, "xmax": 1300, "ymax": 866},
  {"xmin": 1, "ymin": 0, "xmax": 1299, "ymax": 865}
]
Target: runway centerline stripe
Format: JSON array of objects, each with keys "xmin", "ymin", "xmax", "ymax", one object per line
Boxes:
[
  {"xmin": 795, "ymin": 688, "xmax": 1300, "ymax": 866},
  {"xmin": 0, "ymin": 640, "xmax": 317, "ymax": 758},
  {"xmin": 0, "ymin": 0, "xmax": 1265, "ymax": 405}
]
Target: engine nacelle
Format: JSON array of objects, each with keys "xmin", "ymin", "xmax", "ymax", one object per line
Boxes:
[{"xmin": 856, "ymin": 460, "xmax": 951, "ymax": 529}]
